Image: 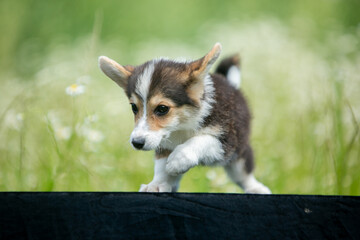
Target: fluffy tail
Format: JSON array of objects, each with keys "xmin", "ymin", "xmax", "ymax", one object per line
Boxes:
[{"xmin": 215, "ymin": 55, "xmax": 241, "ymax": 89}]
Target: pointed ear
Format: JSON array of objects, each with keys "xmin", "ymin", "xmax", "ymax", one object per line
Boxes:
[
  {"xmin": 98, "ymin": 56, "xmax": 134, "ymax": 90},
  {"xmin": 190, "ymin": 43, "xmax": 222, "ymax": 78}
]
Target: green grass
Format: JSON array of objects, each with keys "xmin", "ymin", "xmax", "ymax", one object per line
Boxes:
[{"xmin": 0, "ymin": 1, "xmax": 359, "ymax": 194}]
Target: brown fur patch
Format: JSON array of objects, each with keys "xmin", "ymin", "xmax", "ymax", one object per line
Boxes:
[
  {"xmin": 197, "ymin": 125, "xmax": 223, "ymax": 137},
  {"xmin": 146, "ymin": 93, "xmax": 178, "ymax": 131},
  {"xmin": 146, "ymin": 114, "xmax": 171, "ymax": 131},
  {"xmin": 185, "ymin": 79, "xmax": 203, "ymax": 107},
  {"xmin": 155, "ymin": 148, "xmax": 172, "ymax": 159},
  {"xmin": 148, "ymin": 93, "xmax": 177, "ymax": 109}
]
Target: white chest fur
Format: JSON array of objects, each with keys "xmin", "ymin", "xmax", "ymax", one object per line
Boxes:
[{"xmin": 159, "ymin": 129, "xmax": 195, "ymax": 151}]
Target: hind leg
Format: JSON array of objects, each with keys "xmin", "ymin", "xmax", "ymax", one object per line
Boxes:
[{"xmin": 224, "ymin": 146, "xmax": 271, "ymax": 194}]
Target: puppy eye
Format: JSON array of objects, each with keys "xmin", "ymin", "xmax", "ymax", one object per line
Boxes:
[
  {"xmin": 154, "ymin": 105, "xmax": 169, "ymax": 116},
  {"xmin": 130, "ymin": 103, "xmax": 138, "ymax": 114}
]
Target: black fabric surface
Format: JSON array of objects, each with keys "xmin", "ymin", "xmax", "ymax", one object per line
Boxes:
[{"xmin": 0, "ymin": 193, "xmax": 359, "ymax": 239}]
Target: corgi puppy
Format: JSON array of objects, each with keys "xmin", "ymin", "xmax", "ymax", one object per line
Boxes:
[{"xmin": 98, "ymin": 43, "xmax": 271, "ymax": 194}]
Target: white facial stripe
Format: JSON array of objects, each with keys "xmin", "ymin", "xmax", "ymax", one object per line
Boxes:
[
  {"xmin": 131, "ymin": 62, "xmax": 155, "ymax": 146},
  {"xmin": 135, "ymin": 93, "xmax": 149, "ymax": 137},
  {"xmin": 132, "ymin": 111, "xmax": 149, "ymax": 143},
  {"xmin": 135, "ymin": 62, "xmax": 155, "ymax": 101},
  {"xmin": 136, "ymin": 115, "xmax": 148, "ymax": 131}
]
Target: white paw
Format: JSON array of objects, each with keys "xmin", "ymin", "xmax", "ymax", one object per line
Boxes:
[
  {"xmin": 166, "ymin": 148, "xmax": 198, "ymax": 176},
  {"xmin": 138, "ymin": 182, "xmax": 172, "ymax": 192},
  {"xmin": 245, "ymin": 183, "xmax": 272, "ymax": 194}
]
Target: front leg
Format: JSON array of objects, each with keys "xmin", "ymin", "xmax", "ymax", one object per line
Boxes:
[
  {"xmin": 139, "ymin": 157, "xmax": 182, "ymax": 192},
  {"xmin": 166, "ymin": 134, "xmax": 224, "ymax": 176}
]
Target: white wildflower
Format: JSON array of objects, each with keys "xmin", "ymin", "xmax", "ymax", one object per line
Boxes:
[
  {"xmin": 84, "ymin": 114, "xmax": 99, "ymax": 124},
  {"xmin": 213, "ymin": 173, "xmax": 228, "ymax": 186},
  {"xmin": 65, "ymin": 83, "xmax": 85, "ymax": 96},
  {"xmin": 206, "ymin": 170, "xmax": 217, "ymax": 181},
  {"xmin": 45, "ymin": 111, "xmax": 71, "ymax": 140},
  {"xmin": 4, "ymin": 110, "xmax": 23, "ymax": 130},
  {"xmin": 55, "ymin": 126, "xmax": 72, "ymax": 140},
  {"xmin": 76, "ymin": 115, "xmax": 104, "ymax": 143},
  {"xmin": 85, "ymin": 129, "xmax": 104, "ymax": 143}
]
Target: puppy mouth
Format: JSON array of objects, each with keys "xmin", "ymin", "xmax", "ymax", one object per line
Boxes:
[
  {"xmin": 136, "ymin": 143, "xmax": 160, "ymax": 151},
  {"xmin": 138, "ymin": 145, "xmax": 154, "ymax": 151}
]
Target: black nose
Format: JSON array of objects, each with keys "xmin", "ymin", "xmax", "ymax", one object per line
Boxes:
[{"xmin": 132, "ymin": 138, "xmax": 145, "ymax": 149}]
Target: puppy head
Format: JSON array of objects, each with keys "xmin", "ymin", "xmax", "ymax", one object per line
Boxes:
[{"xmin": 99, "ymin": 43, "xmax": 222, "ymax": 150}]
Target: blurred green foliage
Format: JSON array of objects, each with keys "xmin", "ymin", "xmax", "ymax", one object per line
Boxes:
[
  {"xmin": 1, "ymin": 0, "xmax": 360, "ymax": 76},
  {"xmin": 0, "ymin": 0, "xmax": 359, "ymax": 194}
]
